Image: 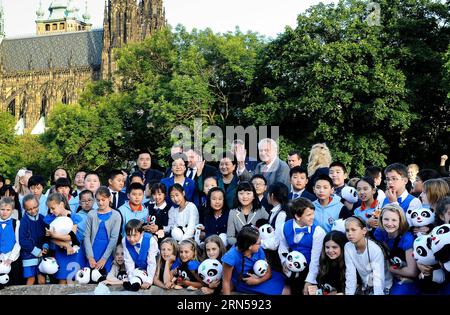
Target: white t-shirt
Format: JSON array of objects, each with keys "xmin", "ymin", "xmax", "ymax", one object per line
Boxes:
[{"xmin": 344, "ymin": 239, "xmax": 392, "ymax": 295}]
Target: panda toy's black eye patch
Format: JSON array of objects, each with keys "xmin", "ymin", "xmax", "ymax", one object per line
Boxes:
[
  {"xmin": 421, "ymin": 211, "xmax": 431, "ymax": 218},
  {"xmin": 287, "ymin": 255, "xmax": 293, "ymax": 262},
  {"xmin": 294, "ymin": 262, "xmax": 300, "ymax": 268},
  {"xmin": 416, "ymin": 246, "xmax": 427, "ymax": 257},
  {"xmin": 199, "ymin": 274, "xmax": 204, "ymax": 280},
  {"xmin": 411, "ymin": 212, "xmax": 418, "ymax": 218},
  {"xmin": 436, "ymin": 226, "xmax": 450, "ymax": 235},
  {"xmin": 207, "ymin": 270, "xmax": 218, "ymax": 276}
]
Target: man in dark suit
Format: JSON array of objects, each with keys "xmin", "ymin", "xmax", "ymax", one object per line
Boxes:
[
  {"xmin": 131, "ymin": 150, "xmax": 163, "ymax": 187},
  {"xmin": 288, "ymin": 166, "xmax": 317, "ymax": 202},
  {"xmin": 185, "ymin": 149, "xmax": 218, "ymax": 191},
  {"xmin": 237, "ymin": 138, "xmax": 290, "ymax": 188}
]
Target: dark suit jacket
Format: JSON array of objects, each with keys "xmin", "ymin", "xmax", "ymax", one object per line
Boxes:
[
  {"xmin": 241, "ymin": 158, "xmax": 290, "ymax": 187},
  {"xmin": 288, "ymin": 190, "xmax": 317, "ymax": 202}
]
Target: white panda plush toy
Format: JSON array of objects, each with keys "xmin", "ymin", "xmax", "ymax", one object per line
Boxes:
[
  {"xmin": 258, "ymin": 224, "xmax": 278, "ymax": 250},
  {"xmin": 49, "ymin": 216, "xmax": 73, "ymax": 235},
  {"xmin": 331, "ymin": 218, "xmax": 346, "ymax": 234},
  {"xmin": 198, "ymin": 259, "xmax": 223, "ymax": 285},
  {"xmin": 283, "ymin": 251, "xmax": 307, "ymax": 278},
  {"xmin": 253, "ymin": 260, "xmax": 268, "ymax": 277},
  {"xmin": 49, "ymin": 216, "xmax": 80, "ymax": 253},
  {"xmin": 406, "ymin": 207, "xmax": 435, "ymax": 233},
  {"xmin": 430, "ymin": 224, "xmax": 450, "ymax": 273},
  {"xmin": 75, "ymin": 267, "xmax": 91, "ymax": 284},
  {"xmin": 341, "ymin": 186, "xmax": 358, "ymax": 204},
  {"xmin": 0, "ymin": 273, "xmax": 9, "ymax": 287},
  {"xmin": 413, "ymin": 235, "xmax": 445, "ymax": 284},
  {"xmin": 171, "ymin": 227, "xmax": 185, "ymax": 242},
  {"xmin": 38, "ymin": 257, "xmax": 59, "ymax": 275},
  {"xmin": 75, "ymin": 267, "xmax": 106, "ymax": 284},
  {"xmin": 124, "ymin": 269, "xmax": 148, "ymax": 291},
  {"xmin": 0, "ymin": 263, "xmax": 11, "ymax": 288}
]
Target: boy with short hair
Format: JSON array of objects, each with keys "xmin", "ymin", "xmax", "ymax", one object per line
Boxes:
[
  {"xmin": 27, "ymin": 175, "xmax": 48, "ymax": 217},
  {"xmin": 118, "ymin": 183, "xmax": 149, "ymax": 235},
  {"xmin": 108, "ymin": 170, "xmax": 127, "ymax": 210},
  {"xmin": 382, "ymin": 163, "xmax": 421, "ymax": 215},
  {"xmin": 329, "ymin": 162, "xmax": 348, "ymax": 197},
  {"xmin": 0, "ymin": 197, "xmax": 21, "ymax": 286},
  {"xmin": 122, "ymin": 219, "xmax": 159, "ymax": 291},
  {"xmin": 55, "ymin": 177, "xmax": 79, "ymax": 212},
  {"xmin": 312, "ymin": 174, "xmax": 352, "ymax": 233},
  {"xmin": 19, "ymin": 194, "xmax": 48, "ymax": 285},
  {"xmin": 278, "ymin": 197, "xmax": 326, "ymax": 295},
  {"xmin": 76, "ymin": 190, "xmax": 96, "ymax": 243},
  {"xmin": 289, "ymin": 166, "xmax": 316, "ymax": 202}
]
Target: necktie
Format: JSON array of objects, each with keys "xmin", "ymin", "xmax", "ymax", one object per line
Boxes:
[
  {"xmin": 293, "ymin": 193, "xmax": 299, "ymax": 199},
  {"xmin": 112, "ymin": 192, "xmax": 117, "ymax": 209},
  {"xmin": 135, "ymin": 243, "xmax": 141, "ymax": 249},
  {"xmin": 295, "ymin": 227, "xmax": 309, "ymax": 234}
]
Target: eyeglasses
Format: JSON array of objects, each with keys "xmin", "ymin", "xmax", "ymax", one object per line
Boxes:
[{"xmin": 385, "ymin": 177, "xmax": 404, "ymax": 183}]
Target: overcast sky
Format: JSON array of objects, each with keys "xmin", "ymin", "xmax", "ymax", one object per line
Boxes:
[{"xmin": 2, "ymin": 0, "xmax": 336, "ymax": 38}]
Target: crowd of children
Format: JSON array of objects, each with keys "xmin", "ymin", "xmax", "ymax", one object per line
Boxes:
[{"xmin": 0, "ymin": 145, "xmax": 449, "ymax": 295}]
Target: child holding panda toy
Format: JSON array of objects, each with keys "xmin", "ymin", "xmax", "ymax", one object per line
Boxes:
[
  {"xmin": 169, "ymin": 238, "xmax": 203, "ymax": 290},
  {"xmin": 199, "ymin": 235, "xmax": 226, "ymax": 295},
  {"xmin": 373, "ymin": 205, "xmax": 419, "ymax": 295},
  {"xmin": 278, "ymin": 197, "xmax": 326, "ymax": 295},
  {"xmin": 222, "ymin": 225, "xmax": 290, "ymax": 295},
  {"xmin": 122, "ymin": 219, "xmax": 159, "ymax": 291}
]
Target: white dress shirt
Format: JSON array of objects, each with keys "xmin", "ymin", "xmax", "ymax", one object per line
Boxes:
[
  {"xmin": 122, "ymin": 233, "xmax": 159, "ymax": 284},
  {"xmin": 278, "ymin": 220, "xmax": 325, "ymax": 284}
]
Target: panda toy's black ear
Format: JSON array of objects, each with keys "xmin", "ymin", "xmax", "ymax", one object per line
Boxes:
[
  {"xmin": 407, "ymin": 209, "xmax": 412, "ymax": 215},
  {"xmin": 212, "ymin": 262, "xmax": 218, "ymax": 267},
  {"xmin": 429, "ymin": 208, "xmax": 435, "ymax": 213},
  {"xmin": 282, "ymin": 252, "xmax": 288, "ymax": 258}
]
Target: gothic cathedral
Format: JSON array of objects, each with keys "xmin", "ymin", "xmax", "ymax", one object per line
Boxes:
[{"xmin": 0, "ymin": 0, "xmax": 165, "ymax": 134}]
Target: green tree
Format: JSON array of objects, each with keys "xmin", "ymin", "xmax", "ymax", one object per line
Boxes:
[
  {"xmin": 40, "ymin": 99, "xmax": 124, "ymax": 175},
  {"xmin": 245, "ymin": 0, "xmax": 416, "ymax": 175}
]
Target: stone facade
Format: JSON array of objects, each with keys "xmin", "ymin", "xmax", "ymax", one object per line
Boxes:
[{"xmin": 0, "ymin": 0, "xmax": 165, "ymax": 133}]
